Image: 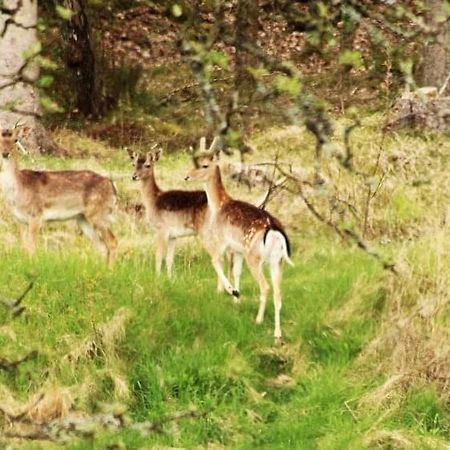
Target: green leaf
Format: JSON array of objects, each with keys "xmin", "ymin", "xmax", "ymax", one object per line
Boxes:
[
  {"xmin": 22, "ymin": 41, "xmax": 42, "ymax": 60},
  {"xmin": 306, "ymin": 31, "xmax": 321, "ymax": 47},
  {"xmin": 444, "ymin": 0, "xmax": 450, "ymax": 16},
  {"xmin": 226, "ymin": 129, "xmax": 241, "ymax": 148},
  {"xmin": 36, "ymin": 56, "xmax": 58, "ymax": 71},
  {"xmin": 207, "ymin": 50, "xmax": 229, "ymax": 69},
  {"xmin": 339, "ymin": 50, "xmax": 363, "ymax": 68},
  {"xmin": 317, "ymin": 2, "xmax": 328, "ymax": 18},
  {"xmin": 247, "ymin": 67, "xmax": 269, "ymax": 80},
  {"xmin": 399, "ymin": 58, "xmax": 413, "ymax": 76},
  {"xmin": 274, "ymin": 75, "xmax": 302, "ymax": 96},
  {"xmin": 171, "ymin": 4, "xmax": 183, "ymax": 18},
  {"xmin": 40, "ymin": 96, "xmax": 64, "ymax": 114},
  {"xmin": 55, "ymin": 5, "xmax": 74, "ymax": 20},
  {"xmin": 38, "ymin": 75, "xmax": 54, "ymax": 88}
]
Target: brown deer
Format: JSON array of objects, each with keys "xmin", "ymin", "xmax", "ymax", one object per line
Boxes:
[
  {"xmin": 128, "ymin": 148, "xmax": 206, "ymax": 278},
  {"xmin": 128, "ymin": 147, "xmax": 238, "ymax": 286},
  {"xmin": 0, "ymin": 126, "xmax": 117, "ymax": 264},
  {"xmin": 185, "ymin": 138, "xmax": 293, "ymax": 339}
]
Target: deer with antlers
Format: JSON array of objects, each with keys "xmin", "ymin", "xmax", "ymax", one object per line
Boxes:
[
  {"xmin": 129, "ymin": 147, "xmax": 241, "ymax": 292},
  {"xmin": 0, "ymin": 125, "xmax": 117, "ymax": 264},
  {"xmin": 185, "ymin": 137, "xmax": 293, "ymax": 339}
]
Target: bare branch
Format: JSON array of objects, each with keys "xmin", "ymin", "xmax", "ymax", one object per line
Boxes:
[
  {"xmin": 0, "ymin": 280, "xmax": 34, "ymax": 317},
  {"xmin": 0, "ymin": 350, "xmax": 38, "ymax": 372}
]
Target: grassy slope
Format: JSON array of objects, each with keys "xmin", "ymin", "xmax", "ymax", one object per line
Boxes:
[{"xmin": 0, "ymin": 118, "xmax": 449, "ymax": 449}]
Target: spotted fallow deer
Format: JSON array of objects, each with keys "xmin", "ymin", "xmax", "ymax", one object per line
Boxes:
[
  {"xmin": 185, "ymin": 138, "xmax": 293, "ymax": 339},
  {"xmin": 0, "ymin": 126, "xmax": 117, "ymax": 264},
  {"xmin": 129, "ymin": 147, "xmax": 237, "ymax": 288},
  {"xmin": 128, "ymin": 147, "xmax": 209, "ymax": 278}
]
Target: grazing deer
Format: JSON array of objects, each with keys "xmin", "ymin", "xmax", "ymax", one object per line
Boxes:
[
  {"xmin": 185, "ymin": 138, "xmax": 293, "ymax": 339},
  {"xmin": 0, "ymin": 126, "xmax": 117, "ymax": 264}
]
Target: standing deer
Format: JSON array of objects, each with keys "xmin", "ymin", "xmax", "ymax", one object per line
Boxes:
[
  {"xmin": 128, "ymin": 148, "xmax": 210, "ymax": 279},
  {"xmin": 0, "ymin": 126, "xmax": 117, "ymax": 264},
  {"xmin": 185, "ymin": 138, "xmax": 293, "ymax": 339}
]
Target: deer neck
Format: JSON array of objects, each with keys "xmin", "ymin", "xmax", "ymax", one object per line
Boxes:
[
  {"xmin": 204, "ymin": 166, "xmax": 229, "ymax": 213},
  {"xmin": 0, "ymin": 154, "xmax": 20, "ymax": 184},
  {"xmin": 140, "ymin": 167, "xmax": 161, "ymax": 210},
  {"xmin": 0, "ymin": 154, "xmax": 23, "ymax": 206}
]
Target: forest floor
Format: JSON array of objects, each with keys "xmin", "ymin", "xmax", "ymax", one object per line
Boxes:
[{"xmin": 0, "ymin": 115, "xmax": 449, "ymax": 449}]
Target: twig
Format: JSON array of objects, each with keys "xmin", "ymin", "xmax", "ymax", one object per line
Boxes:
[
  {"xmin": 0, "ymin": 393, "xmax": 45, "ymax": 423},
  {"xmin": 3, "ymin": 407, "xmax": 209, "ymax": 442},
  {"xmin": 439, "ymin": 71, "xmax": 450, "ymax": 96},
  {"xmin": 0, "ymin": 281, "xmax": 34, "ymax": 317},
  {"xmin": 131, "ymin": 408, "xmax": 209, "ymax": 435},
  {"xmin": 271, "ymin": 162, "xmax": 396, "ymax": 273},
  {"xmin": 0, "ymin": 350, "xmax": 38, "ymax": 372}
]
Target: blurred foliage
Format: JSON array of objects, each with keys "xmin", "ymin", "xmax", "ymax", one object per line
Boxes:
[{"xmin": 33, "ymin": 0, "xmax": 450, "ymax": 143}]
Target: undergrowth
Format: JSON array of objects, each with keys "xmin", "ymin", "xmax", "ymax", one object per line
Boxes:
[{"xmin": 0, "ymin": 115, "xmax": 449, "ymax": 449}]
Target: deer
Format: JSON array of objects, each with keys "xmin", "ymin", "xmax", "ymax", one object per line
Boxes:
[
  {"xmin": 129, "ymin": 147, "xmax": 236, "ymax": 285},
  {"xmin": 0, "ymin": 125, "xmax": 118, "ymax": 265},
  {"xmin": 185, "ymin": 137, "xmax": 293, "ymax": 339}
]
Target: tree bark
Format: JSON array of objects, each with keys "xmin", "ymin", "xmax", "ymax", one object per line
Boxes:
[
  {"xmin": 0, "ymin": 0, "xmax": 56, "ymax": 153},
  {"xmin": 234, "ymin": 0, "xmax": 259, "ymax": 102},
  {"xmin": 419, "ymin": 0, "xmax": 450, "ymax": 93},
  {"xmin": 60, "ymin": 0, "xmax": 98, "ymax": 116},
  {"xmin": 233, "ymin": 0, "xmax": 259, "ymax": 139}
]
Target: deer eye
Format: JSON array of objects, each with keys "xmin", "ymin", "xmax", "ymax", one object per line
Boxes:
[
  {"xmin": 145, "ymin": 164, "xmax": 151, "ymax": 168},
  {"xmin": 202, "ymin": 165, "xmax": 209, "ymax": 169}
]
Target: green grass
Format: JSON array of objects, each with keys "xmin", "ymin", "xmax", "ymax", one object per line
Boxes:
[
  {"xmin": 0, "ymin": 236, "xmax": 442, "ymax": 449},
  {"xmin": 1, "ymin": 116, "xmax": 450, "ymax": 448}
]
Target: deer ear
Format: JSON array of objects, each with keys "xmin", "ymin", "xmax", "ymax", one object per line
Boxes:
[
  {"xmin": 20, "ymin": 126, "xmax": 31, "ymax": 137},
  {"xmin": 212, "ymin": 151, "xmax": 220, "ymax": 162},
  {"xmin": 10, "ymin": 128, "xmax": 19, "ymax": 141},
  {"xmin": 126, "ymin": 148, "xmax": 135, "ymax": 160},
  {"xmin": 153, "ymin": 147, "xmax": 162, "ymax": 161}
]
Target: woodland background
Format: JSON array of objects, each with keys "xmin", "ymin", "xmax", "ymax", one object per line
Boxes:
[{"xmin": 0, "ymin": 1, "xmax": 449, "ymax": 449}]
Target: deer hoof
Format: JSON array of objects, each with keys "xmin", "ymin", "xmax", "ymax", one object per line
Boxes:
[{"xmin": 232, "ymin": 289, "xmax": 240, "ymax": 298}]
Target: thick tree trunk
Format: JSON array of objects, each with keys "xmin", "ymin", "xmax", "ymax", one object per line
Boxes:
[
  {"xmin": 0, "ymin": 0, "xmax": 56, "ymax": 153},
  {"xmin": 419, "ymin": 0, "xmax": 450, "ymax": 93},
  {"xmin": 60, "ymin": 0, "xmax": 98, "ymax": 116}
]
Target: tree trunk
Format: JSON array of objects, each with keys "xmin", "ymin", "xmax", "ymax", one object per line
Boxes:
[
  {"xmin": 60, "ymin": 0, "xmax": 98, "ymax": 116},
  {"xmin": 0, "ymin": 0, "xmax": 56, "ymax": 153},
  {"xmin": 419, "ymin": 0, "xmax": 450, "ymax": 93},
  {"xmin": 234, "ymin": 0, "xmax": 259, "ymax": 104},
  {"xmin": 233, "ymin": 0, "xmax": 259, "ymax": 144}
]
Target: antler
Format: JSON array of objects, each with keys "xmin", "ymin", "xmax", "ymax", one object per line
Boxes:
[
  {"xmin": 199, "ymin": 137, "xmax": 206, "ymax": 153},
  {"xmin": 13, "ymin": 120, "xmax": 25, "ymax": 129},
  {"xmin": 208, "ymin": 136, "xmax": 219, "ymax": 153}
]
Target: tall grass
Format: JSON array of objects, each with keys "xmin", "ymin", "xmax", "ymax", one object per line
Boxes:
[{"xmin": 0, "ymin": 116, "xmax": 449, "ymax": 448}]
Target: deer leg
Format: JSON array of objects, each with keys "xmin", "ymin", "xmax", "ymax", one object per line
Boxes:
[
  {"xmin": 20, "ymin": 225, "xmax": 28, "ymax": 250},
  {"xmin": 100, "ymin": 227, "xmax": 117, "ymax": 267},
  {"xmin": 77, "ymin": 216, "xmax": 102, "ymax": 250},
  {"xmin": 166, "ymin": 237, "xmax": 176, "ymax": 278},
  {"xmin": 246, "ymin": 254, "xmax": 270, "ymax": 325},
  {"xmin": 232, "ymin": 253, "xmax": 243, "ymax": 294},
  {"xmin": 270, "ymin": 259, "xmax": 283, "ymax": 339},
  {"xmin": 94, "ymin": 224, "xmax": 117, "ymax": 266},
  {"xmin": 155, "ymin": 230, "xmax": 168, "ymax": 276},
  {"xmin": 25, "ymin": 217, "xmax": 41, "ymax": 256},
  {"xmin": 84, "ymin": 211, "xmax": 117, "ymax": 266},
  {"xmin": 211, "ymin": 252, "xmax": 240, "ymax": 299},
  {"xmin": 216, "ymin": 254, "xmax": 226, "ymax": 292}
]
